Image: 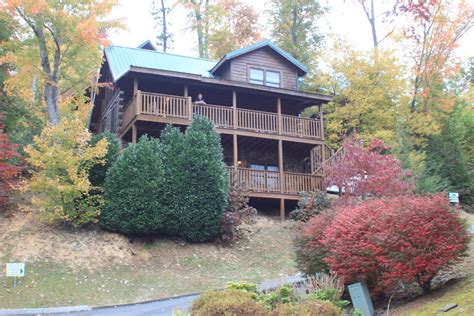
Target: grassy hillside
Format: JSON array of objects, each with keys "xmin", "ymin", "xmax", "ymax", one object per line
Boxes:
[{"xmin": 0, "ymin": 209, "xmax": 297, "ymax": 308}]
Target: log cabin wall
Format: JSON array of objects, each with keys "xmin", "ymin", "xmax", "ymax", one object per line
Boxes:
[{"xmin": 222, "ymin": 47, "xmax": 299, "ymax": 90}]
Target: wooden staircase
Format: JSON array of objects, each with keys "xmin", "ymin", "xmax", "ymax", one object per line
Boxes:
[{"xmin": 310, "ymin": 144, "xmax": 344, "ymax": 176}]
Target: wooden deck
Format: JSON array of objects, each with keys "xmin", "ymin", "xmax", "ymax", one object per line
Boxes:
[
  {"xmin": 119, "ymin": 91, "xmax": 323, "ymax": 141},
  {"xmin": 226, "ymin": 167, "xmax": 323, "ymax": 200}
]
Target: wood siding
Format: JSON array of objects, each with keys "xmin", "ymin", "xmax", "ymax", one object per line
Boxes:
[{"xmin": 225, "ymin": 47, "xmax": 299, "ymax": 90}]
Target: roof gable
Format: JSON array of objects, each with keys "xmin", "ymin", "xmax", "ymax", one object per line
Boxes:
[{"xmin": 210, "ymin": 40, "xmax": 308, "ymax": 76}]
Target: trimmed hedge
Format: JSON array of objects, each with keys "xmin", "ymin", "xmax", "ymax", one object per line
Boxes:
[
  {"xmin": 100, "ymin": 136, "xmax": 164, "ymax": 235},
  {"xmin": 100, "ymin": 117, "xmax": 227, "ymax": 242},
  {"xmin": 89, "ymin": 131, "xmax": 121, "ymax": 188}
]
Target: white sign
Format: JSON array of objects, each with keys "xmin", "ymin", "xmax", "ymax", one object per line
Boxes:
[
  {"xmin": 448, "ymin": 192, "xmax": 459, "ymax": 203},
  {"xmin": 6, "ymin": 263, "xmax": 25, "ymax": 277}
]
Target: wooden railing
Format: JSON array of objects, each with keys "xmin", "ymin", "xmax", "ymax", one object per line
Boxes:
[
  {"xmin": 226, "ymin": 167, "xmax": 323, "ymax": 195},
  {"xmin": 284, "ymin": 171, "xmax": 324, "ymax": 193},
  {"xmin": 311, "ymin": 145, "xmax": 344, "ymax": 175},
  {"xmin": 127, "ymin": 91, "xmax": 323, "ymax": 139},
  {"xmin": 237, "ymin": 108, "xmax": 278, "ymax": 134},
  {"xmin": 193, "ymin": 103, "xmax": 233, "ymax": 128},
  {"xmin": 139, "ymin": 91, "xmax": 189, "ymax": 118},
  {"xmin": 282, "ymin": 115, "xmax": 322, "ymax": 139}
]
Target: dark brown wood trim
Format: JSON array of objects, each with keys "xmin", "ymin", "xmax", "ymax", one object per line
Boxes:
[{"xmin": 128, "ymin": 66, "xmax": 332, "ymax": 103}]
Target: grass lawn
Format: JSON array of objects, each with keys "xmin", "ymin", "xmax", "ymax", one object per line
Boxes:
[
  {"xmin": 0, "ymin": 210, "xmax": 297, "ymax": 309},
  {"xmin": 392, "ymin": 211, "xmax": 474, "ymax": 315}
]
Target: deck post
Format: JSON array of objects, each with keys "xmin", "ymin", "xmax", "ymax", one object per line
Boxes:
[
  {"xmin": 278, "ymin": 139, "xmax": 284, "ymax": 193},
  {"xmin": 135, "ymin": 90, "xmax": 142, "ymax": 115},
  {"xmin": 277, "ymin": 97, "xmax": 282, "ymax": 135},
  {"xmin": 233, "ymin": 134, "xmax": 238, "ymax": 172},
  {"xmin": 133, "ymin": 78, "xmax": 138, "ymax": 96},
  {"xmin": 232, "ymin": 90, "xmax": 237, "ymax": 129},
  {"xmin": 319, "ymin": 104, "xmax": 324, "ymax": 140},
  {"xmin": 188, "ymin": 96, "xmax": 193, "ymax": 120},
  {"xmin": 184, "ymin": 84, "xmax": 188, "ymax": 97},
  {"xmin": 132, "ymin": 124, "xmax": 137, "ymax": 144},
  {"xmin": 280, "ymin": 198, "xmax": 285, "ymax": 222}
]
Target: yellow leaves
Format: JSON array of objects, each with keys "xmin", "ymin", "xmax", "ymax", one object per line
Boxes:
[{"xmin": 23, "ymin": 106, "xmax": 108, "ymax": 224}]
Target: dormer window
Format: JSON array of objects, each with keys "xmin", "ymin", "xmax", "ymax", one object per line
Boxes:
[
  {"xmin": 266, "ymin": 71, "xmax": 280, "ymax": 87},
  {"xmin": 250, "ymin": 68, "xmax": 264, "ymax": 85},
  {"xmin": 249, "ymin": 67, "xmax": 281, "ymax": 88}
]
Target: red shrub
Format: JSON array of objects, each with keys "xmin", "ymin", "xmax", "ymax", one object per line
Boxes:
[
  {"xmin": 326, "ymin": 137, "xmax": 413, "ymax": 203},
  {"xmin": 0, "ymin": 125, "xmax": 20, "ymax": 208},
  {"xmin": 317, "ymin": 195, "xmax": 469, "ymax": 295}
]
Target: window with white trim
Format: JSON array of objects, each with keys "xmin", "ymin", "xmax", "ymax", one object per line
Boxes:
[{"xmin": 249, "ymin": 68, "xmax": 281, "ymax": 87}]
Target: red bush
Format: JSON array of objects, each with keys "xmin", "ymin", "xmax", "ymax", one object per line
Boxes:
[
  {"xmin": 300, "ymin": 194, "xmax": 469, "ymax": 295},
  {"xmin": 326, "ymin": 137, "xmax": 413, "ymax": 203},
  {"xmin": 0, "ymin": 125, "xmax": 20, "ymax": 208}
]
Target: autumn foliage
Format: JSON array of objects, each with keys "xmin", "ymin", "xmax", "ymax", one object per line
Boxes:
[
  {"xmin": 325, "ymin": 136, "xmax": 413, "ymax": 203},
  {"xmin": 0, "ymin": 124, "xmax": 20, "ymax": 208},
  {"xmin": 299, "ymin": 194, "xmax": 469, "ymax": 295}
]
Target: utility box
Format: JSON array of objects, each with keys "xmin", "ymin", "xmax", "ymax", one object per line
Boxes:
[{"xmin": 348, "ymin": 282, "xmax": 374, "ymax": 316}]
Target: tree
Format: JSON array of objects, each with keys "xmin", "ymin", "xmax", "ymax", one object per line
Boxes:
[
  {"xmin": 405, "ymin": 0, "xmax": 474, "ymax": 115},
  {"xmin": 350, "ymin": 0, "xmax": 436, "ymax": 60},
  {"xmin": 325, "ymin": 136, "xmax": 413, "ymax": 203},
  {"xmin": 176, "ymin": 116, "xmax": 228, "ymax": 242},
  {"xmin": 267, "ymin": 0, "xmax": 325, "ymax": 68},
  {"xmin": 314, "ymin": 44, "xmax": 404, "ymax": 147},
  {"xmin": 320, "ymin": 195, "xmax": 469, "ymax": 295},
  {"xmin": 88, "ymin": 131, "xmax": 121, "ymax": 188},
  {"xmin": 101, "ymin": 136, "xmax": 165, "ymax": 235},
  {"xmin": 0, "ymin": 123, "xmax": 21, "ymax": 209},
  {"xmin": 151, "ymin": 0, "xmax": 172, "ymax": 52},
  {"xmin": 208, "ymin": 0, "xmax": 261, "ymax": 59},
  {"xmin": 418, "ymin": 102, "xmax": 474, "ymax": 204},
  {"xmin": 2, "ymin": 0, "xmax": 121, "ymax": 125},
  {"xmin": 178, "ymin": 0, "xmax": 220, "ymax": 58},
  {"xmin": 23, "ymin": 103, "xmax": 108, "ymax": 226}
]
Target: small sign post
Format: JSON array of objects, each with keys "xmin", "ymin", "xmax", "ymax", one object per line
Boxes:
[
  {"xmin": 6, "ymin": 263, "xmax": 25, "ymax": 288},
  {"xmin": 448, "ymin": 192, "xmax": 459, "ymax": 204}
]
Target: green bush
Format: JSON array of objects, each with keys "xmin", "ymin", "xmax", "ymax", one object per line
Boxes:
[
  {"xmin": 191, "ymin": 289, "xmax": 268, "ymax": 316},
  {"xmin": 170, "ymin": 116, "xmax": 228, "ymax": 242},
  {"xmin": 101, "ymin": 117, "xmax": 227, "ymax": 241},
  {"xmin": 256, "ymin": 285, "xmax": 297, "ymax": 309},
  {"xmin": 272, "ymin": 300, "xmax": 341, "ymax": 316},
  {"xmin": 226, "ymin": 281, "xmax": 258, "ymax": 293},
  {"xmin": 100, "ymin": 136, "xmax": 164, "ymax": 235},
  {"xmin": 290, "ymin": 191, "xmax": 331, "ymax": 222},
  {"xmin": 89, "ymin": 131, "xmax": 121, "ymax": 187}
]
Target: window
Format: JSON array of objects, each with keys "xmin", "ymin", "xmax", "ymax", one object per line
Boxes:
[
  {"xmin": 266, "ymin": 71, "xmax": 280, "ymax": 87},
  {"xmin": 249, "ymin": 68, "xmax": 264, "ymax": 85},
  {"xmin": 249, "ymin": 68, "xmax": 281, "ymax": 87}
]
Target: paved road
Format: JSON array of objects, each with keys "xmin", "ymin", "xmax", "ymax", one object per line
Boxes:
[{"xmin": 58, "ymin": 294, "xmax": 200, "ymax": 316}]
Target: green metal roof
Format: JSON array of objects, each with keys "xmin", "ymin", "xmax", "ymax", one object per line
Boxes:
[
  {"xmin": 104, "ymin": 40, "xmax": 308, "ymax": 82},
  {"xmin": 210, "ymin": 40, "xmax": 308, "ymax": 75},
  {"xmin": 104, "ymin": 45, "xmax": 217, "ymax": 81}
]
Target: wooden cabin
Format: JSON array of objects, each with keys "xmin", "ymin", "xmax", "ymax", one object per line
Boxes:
[{"xmin": 90, "ymin": 40, "xmax": 334, "ymax": 220}]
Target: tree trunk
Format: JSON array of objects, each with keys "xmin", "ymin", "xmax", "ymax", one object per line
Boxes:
[{"xmin": 161, "ymin": 0, "xmax": 168, "ymax": 52}]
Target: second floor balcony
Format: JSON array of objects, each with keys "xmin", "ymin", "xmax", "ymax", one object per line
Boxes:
[{"xmin": 118, "ymin": 90, "xmax": 323, "ymax": 141}]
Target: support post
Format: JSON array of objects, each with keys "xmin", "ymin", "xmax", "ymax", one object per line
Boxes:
[
  {"xmin": 233, "ymin": 134, "xmax": 238, "ymax": 172},
  {"xmin": 232, "ymin": 90, "xmax": 237, "ymax": 129},
  {"xmin": 280, "ymin": 198, "xmax": 285, "ymax": 222},
  {"xmin": 319, "ymin": 104, "xmax": 324, "ymax": 140},
  {"xmin": 278, "ymin": 139, "xmax": 284, "ymax": 193},
  {"xmin": 188, "ymin": 96, "xmax": 193, "ymax": 120},
  {"xmin": 133, "ymin": 78, "xmax": 138, "ymax": 96},
  {"xmin": 132, "ymin": 124, "xmax": 137, "ymax": 144},
  {"xmin": 135, "ymin": 90, "xmax": 142, "ymax": 115},
  {"xmin": 277, "ymin": 97, "xmax": 282, "ymax": 135},
  {"xmin": 184, "ymin": 84, "xmax": 188, "ymax": 97}
]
